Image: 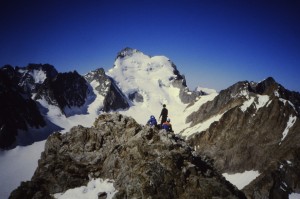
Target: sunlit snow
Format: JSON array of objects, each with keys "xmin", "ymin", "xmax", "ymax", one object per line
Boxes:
[
  {"xmin": 240, "ymin": 94, "xmax": 270, "ymax": 112},
  {"xmin": 181, "ymin": 111, "xmax": 224, "ymax": 138},
  {"xmin": 280, "ymin": 115, "xmax": 297, "ymax": 144},
  {"xmin": 222, "ymin": 170, "xmax": 260, "ymax": 189},
  {"xmin": 289, "ymin": 193, "xmax": 300, "ymax": 199},
  {"xmin": 240, "ymin": 97, "xmax": 255, "ymax": 112},
  {"xmin": 108, "ymin": 51, "xmax": 211, "ymax": 132},
  {"xmin": 255, "ymin": 95, "xmax": 269, "ymax": 110},
  {"xmin": 53, "ymin": 178, "xmax": 117, "ymax": 199}
]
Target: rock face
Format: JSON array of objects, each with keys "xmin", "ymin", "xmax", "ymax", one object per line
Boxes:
[
  {"xmin": 186, "ymin": 77, "xmax": 300, "ymax": 198},
  {"xmin": 10, "ymin": 113, "xmax": 246, "ymax": 199},
  {"xmin": 0, "ymin": 66, "xmax": 46, "ymax": 148},
  {"xmin": 34, "ymin": 71, "xmax": 90, "ymax": 116},
  {"xmin": 1, "ymin": 64, "xmax": 58, "ymax": 95},
  {"xmin": 85, "ymin": 68, "xmax": 130, "ymax": 112}
]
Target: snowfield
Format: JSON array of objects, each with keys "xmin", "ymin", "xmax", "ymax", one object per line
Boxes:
[
  {"xmin": 222, "ymin": 170, "xmax": 260, "ymax": 190},
  {"xmin": 53, "ymin": 178, "xmax": 117, "ymax": 199}
]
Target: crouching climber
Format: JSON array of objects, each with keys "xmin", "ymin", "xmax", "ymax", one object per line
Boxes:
[
  {"xmin": 162, "ymin": 118, "xmax": 173, "ymax": 132},
  {"xmin": 147, "ymin": 115, "xmax": 158, "ymax": 127}
]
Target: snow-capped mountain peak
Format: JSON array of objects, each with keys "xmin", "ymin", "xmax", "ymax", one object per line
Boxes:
[
  {"xmin": 107, "ymin": 48, "xmax": 206, "ymax": 131},
  {"xmin": 110, "ymin": 54, "xmax": 175, "ymax": 92}
]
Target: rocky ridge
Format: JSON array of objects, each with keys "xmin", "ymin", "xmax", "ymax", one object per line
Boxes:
[{"xmin": 10, "ymin": 113, "xmax": 246, "ymax": 199}]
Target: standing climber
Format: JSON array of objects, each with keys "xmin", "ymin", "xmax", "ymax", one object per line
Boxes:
[{"xmin": 159, "ymin": 104, "xmax": 168, "ymax": 128}]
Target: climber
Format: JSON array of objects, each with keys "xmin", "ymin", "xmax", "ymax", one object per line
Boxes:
[
  {"xmin": 159, "ymin": 104, "xmax": 168, "ymax": 128},
  {"xmin": 147, "ymin": 115, "xmax": 158, "ymax": 127},
  {"xmin": 162, "ymin": 118, "xmax": 173, "ymax": 132}
]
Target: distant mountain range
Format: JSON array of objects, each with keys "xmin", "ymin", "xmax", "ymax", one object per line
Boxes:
[{"xmin": 1, "ymin": 48, "xmax": 299, "ymax": 198}]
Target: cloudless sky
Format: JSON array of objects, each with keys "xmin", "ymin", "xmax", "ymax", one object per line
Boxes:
[{"xmin": 1, "ymin": 0, "xmax": 300, "ymax": 92}]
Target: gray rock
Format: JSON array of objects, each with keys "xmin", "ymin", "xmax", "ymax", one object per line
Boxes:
[{"xmin": 10, "ymin": 113, "xmax": 245, "ymax": 199}]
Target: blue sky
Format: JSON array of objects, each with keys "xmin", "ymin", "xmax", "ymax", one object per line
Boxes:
[{"xmin": 1, "ymin": 0, "xmax": 299, "ymax": 92}]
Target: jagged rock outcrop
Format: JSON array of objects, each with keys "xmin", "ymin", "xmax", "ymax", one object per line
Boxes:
[
  {"xmin": 10, "ymin": 113, "xmax": 246, "ymax": 199},
  {"xmin": 0, "ymin": 67, "xmax": 46, "ymax": 149},
  {"xmin": 85, "ymin": 68, "xmax": 130, "ymax": 112},
  {"xmin": 34, "ymin": 71, "xmax": 90, "ymax": 116},
  {"xmin": 0, "ymin": 64, "xmax": 58, "ymax": 95},
  {"xmin": 186, "ymin": 77, "xmax": 300, "ymax": 198}
]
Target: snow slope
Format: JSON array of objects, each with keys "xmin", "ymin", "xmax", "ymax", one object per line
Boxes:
[{"xmin": 108, "ymin": 50, "xmax": 216, "ymax": 133}]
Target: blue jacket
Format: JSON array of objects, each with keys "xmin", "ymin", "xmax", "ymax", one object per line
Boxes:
[
  {"xmin": 162, "ymin": 122, "xmax": 172, "ymax": 132},
  {"xmin": 147, "ymin": 117, "xmax": 157, "ymax": 126}
]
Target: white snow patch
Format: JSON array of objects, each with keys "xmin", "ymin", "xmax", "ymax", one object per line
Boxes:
[
  {"xmin": 222, "ymin": 170, "xmax": 260, "ymax": 189},
  {"xmin": 289, "ymin": 193, "xmax": 300, "ymax": 199},
  {"xmin": 53, "ymin": 178, "xmax": 117, "ymax": 199},
  {"xmin": 240, "ymin": 95, "xmax": 270, "ymax": 112},
  {"xmin": 274, "ymin": 90, "xmax": 280, "ymax": 97},
  {"xmin": 31, "ymin": 69, "xmax": 47, "ymax": 84},
  {"xmin": 181, "ymin": 112, "xmax": 225, "ymax": 138},
  {"xmin": 266, "ymin": 100, "xmax": 273, "ymax": 107},
  {"xmin": 255, "ymin": 95, "xmax": 269, "ymax": 110},
  {"xmin": 279, "ymin": 98, "xmax": 297, "ymax": 113},
  {"xmin": 280, "ymin": 115, "xmax": 297, "ymax": 144},
  {"xmin": 240, "ymin": 97, "xmax": 255, "ymax": 112},
  {"xmin": 287, "ymin": 160, "xmax": 292, "ymax": 165}
]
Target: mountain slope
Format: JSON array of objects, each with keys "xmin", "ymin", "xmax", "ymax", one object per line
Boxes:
[{"xmin": 185, "ymin": 77, "xmax": 300, "ymax": 198}]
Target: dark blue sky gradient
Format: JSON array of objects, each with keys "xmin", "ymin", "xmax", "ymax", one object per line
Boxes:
[{"xmin": 1, "ymin": 0, "xmax": 299, "ymax": 91}]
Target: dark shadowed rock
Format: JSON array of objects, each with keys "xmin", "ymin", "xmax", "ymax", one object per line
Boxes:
[
  {"xmin": 0, "ymin": 68, "xmax": 46, "ymax": 149},
  {"xmin": 10, "ymin": 113, "xmax": 246, "ymax": 199},
  {"xmin": 85, "ymin": 68, "xmax": 130, "ymax": 112},
  {"xmin": 128, "ymin": 91, "xmax": 144, "ymax": 102},
  {"xmin": 34, "ymin": 71, "xmax": 90, "ymax": 116}
]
